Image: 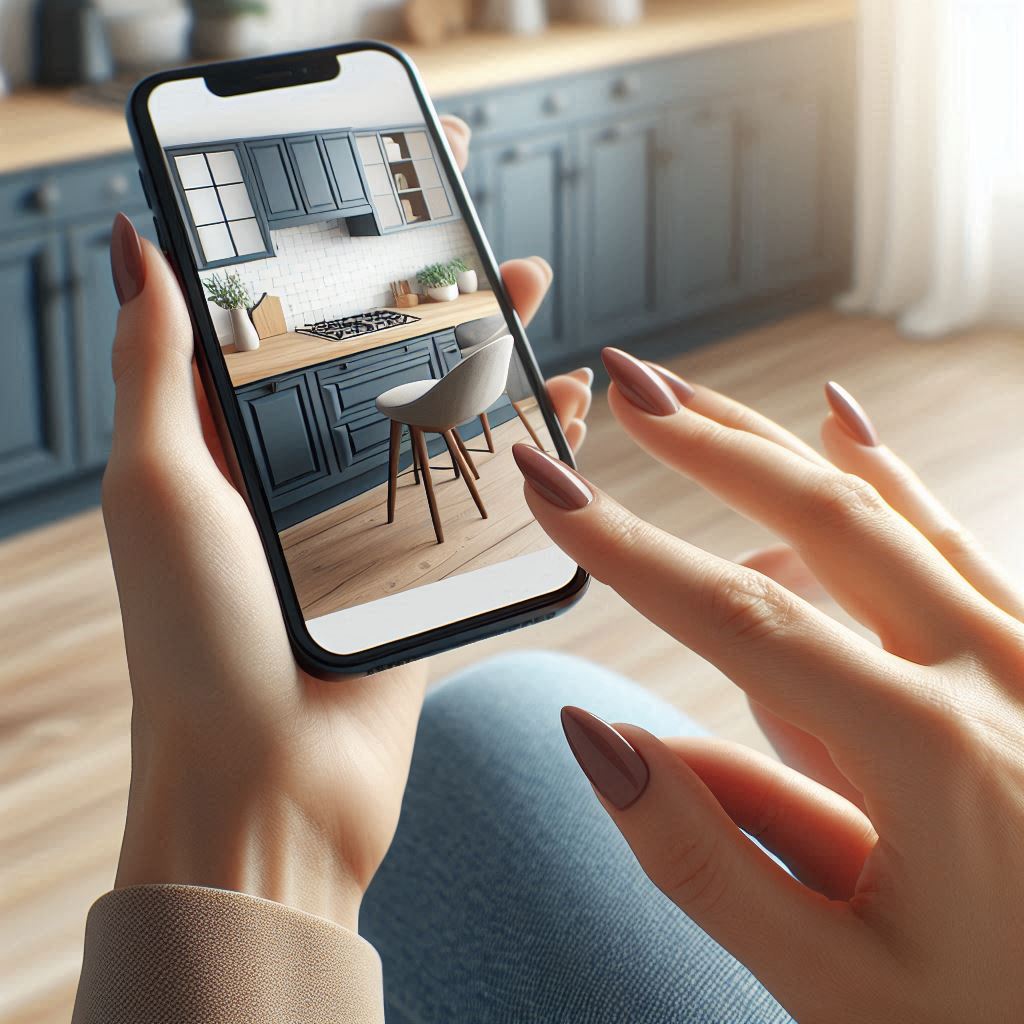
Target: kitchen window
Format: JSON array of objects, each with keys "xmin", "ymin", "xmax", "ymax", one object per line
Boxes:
[{"xmin": 168, "ymin": 144, "xmax": 274, "ymax": 268}]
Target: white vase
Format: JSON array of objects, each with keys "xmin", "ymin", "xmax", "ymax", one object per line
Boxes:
[
  {"xmin": 231, "ymin": 307, "xmax": 260, "ymax": 351},
  {"xmin": 456, "ymin": 269, "xmax": 478, "ymax": 294},
  {"xmin": 426, "ymin": 284, "xmax": 459, "ymax": 302}
]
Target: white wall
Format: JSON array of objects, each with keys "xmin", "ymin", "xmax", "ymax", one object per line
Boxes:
[{"xmin": 201, "ymin": 215, "xmax": 480, "ymax": 343}]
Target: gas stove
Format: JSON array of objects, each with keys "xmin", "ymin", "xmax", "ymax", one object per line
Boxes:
[{"xmin": 297, "ymin": 309, "xmax": 421, "ymax": 342}]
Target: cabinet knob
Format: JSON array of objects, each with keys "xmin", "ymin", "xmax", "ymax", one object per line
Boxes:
[
  {"xmin": 611, "ymin": 75, "xmax": 636, "ymax": 100},
  {"xmin": 106, "ymin": 173, "xmax": 131, "ymax": 199},
  {"xmin": 543, "ymin": 91, "xmax": 567, "ymax": 115},
  {"xmin": 32, "ymin": 179, "xmax": 61, "ymax": 213}
]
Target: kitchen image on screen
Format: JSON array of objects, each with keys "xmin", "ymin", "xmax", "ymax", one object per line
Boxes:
[{"xmin": 151, "ymin": 50, "xmax": 565, "ymax": 650}]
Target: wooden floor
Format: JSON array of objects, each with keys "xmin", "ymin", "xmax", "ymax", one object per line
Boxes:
[
  {"xmin": 282, "ymin": 405, "xmax": 552, "ymax": 619},
  {"xmin": 3, "ymin": 308, "xmax": 1023, "ymax": 1024}
]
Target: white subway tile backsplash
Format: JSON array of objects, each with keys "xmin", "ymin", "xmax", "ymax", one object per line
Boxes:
[{"xmin": 201, "ymin": 216, "xmax": 478, "ymax": 343}]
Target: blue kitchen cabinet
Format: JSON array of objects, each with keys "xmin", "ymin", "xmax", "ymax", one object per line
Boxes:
[
  {"xmin": 68, "ymin": 215, "xmax": 158, "ymax": 468},
  {"xmin": 579, "ymin": 115, "xmax": 661, "ymax": 345},
  {"xmin": 0, "ymin": 233, "xmax": 73, "ymax": 503},
  {"xmin": 245, "ymin": 139, "xmax": 304, "ymax": 223},
  {"xmin": 285, "ymin": 135, "xmax": 340, "ymax": 216},
  {"xmin": 319, "ymin": 132, "xmax": 372, "ymax": 213}
]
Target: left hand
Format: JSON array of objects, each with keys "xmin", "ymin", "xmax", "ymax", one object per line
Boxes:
[{"xmin": 107, "ymin": 116, "xmax": 592, "ymax": 930}]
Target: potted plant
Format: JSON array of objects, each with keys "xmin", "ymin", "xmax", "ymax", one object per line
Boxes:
[
  {"xmin": 191, "ymin": 0, "xmax": 269, "ymax": 59},
  {"xmin": 203, "ymin": 271, "xmax": 260, "ymax": 351},
  {"xmin": 416, "ymin": 261, "xmax": 459, "ymax": 302},
  {"xmin": 450, "ymin": 256, "xmax": 478, "ymax": 294}
]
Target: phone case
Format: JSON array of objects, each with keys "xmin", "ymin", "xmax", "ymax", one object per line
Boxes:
[{"xmin": 125, "ymin": 42, "xmax": 588, "ymax": 678}]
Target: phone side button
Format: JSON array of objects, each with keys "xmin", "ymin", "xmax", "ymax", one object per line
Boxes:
[{"xmin": 138, "ymin": 170, "xmax": 153, "ymax": 210}]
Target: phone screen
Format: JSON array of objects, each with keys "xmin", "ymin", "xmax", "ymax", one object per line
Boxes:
[{"xmin": 143, "ymin": 48, "xmax": 579, "ymax": 658}]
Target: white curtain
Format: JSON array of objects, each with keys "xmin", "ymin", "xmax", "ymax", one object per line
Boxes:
[{"xmin": 838, "ymin": 0, "xmax": 1024, "ymax": 337}]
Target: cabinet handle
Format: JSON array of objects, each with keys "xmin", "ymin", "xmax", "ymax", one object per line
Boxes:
[
  {"xmin": 106, "ymin": 173, "xmax": 131, "ymax": 199},
  {"xmin": 32, "ymin": 179, "xmax": 61, "ymax": 213},
  {"xmin": 543, "ymin": 91, "xmax": 567, "ymax": 115},
  {"xmin": 611, "ymin": 75, "xmax": 636, "ymax": 100}
]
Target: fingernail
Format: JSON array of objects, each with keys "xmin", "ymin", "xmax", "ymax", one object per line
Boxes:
[
  {"xmin": 111, "ymin": 212, "xmax": 145, "ymax": 305},
  {"xmin": 577, "ymin": 366, "xmax": 594, "ymax": 387},
  {"xmin": 647, "ymin": 361, "xmax": 696, "ymax": 403},
  {"xmin": 512, "ymin": 443, "xmax": 592, "ymax": 510},
  {"xmin": 825, "ymin": 381, "xmax": 879, "ymax": 447},
  {"xmin": 560, "ymin": 706, "xmax": 649, "ymax": 809},
  {"xmin": 602, "ymin": 348, "xmax": 680, "ymax": 416}
]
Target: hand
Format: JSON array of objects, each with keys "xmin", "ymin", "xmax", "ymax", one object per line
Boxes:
[
  {"xmin": 513, "ymin": 348, "xmax": 1024, "ymax": 1021},
  {"xmin": 106, "ymin": 116, "xmax": 592, "ymax": 931}
]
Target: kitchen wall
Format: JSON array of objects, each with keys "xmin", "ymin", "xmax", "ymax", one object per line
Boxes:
[{"xmin": 201, "ymin": 215, "xmax": 478, "ymax": 342}]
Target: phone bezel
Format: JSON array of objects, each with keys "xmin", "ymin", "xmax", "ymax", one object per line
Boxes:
[{"xmin": 126, "ymin": 41, "xmax": 589, "ymax": 678}]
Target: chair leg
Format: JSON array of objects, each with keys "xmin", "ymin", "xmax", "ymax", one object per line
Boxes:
[
  {"xmin": 409, "ymin": 425, "xmax": 420, "ymax": 485},
  {"xmin": 512, "ymin": 400, "xmax": 546, "ymax": 452},
  {"xmin": 479, "ymin": 412, "xmax": 495, "ymax": 453},
  {"xmin": 445, "ymin": 429, "xmax": 487, "ymax": 519},
  {"xmin": 452, "ymin": 428, "xmax": 480, "ymax": 480},
  {"xmin": 386, "ymin": 420, "xmax": 401, "ymax": 524},
  {"xmin": 412, "ymin": 427, "xmax": 444, "ymax": 544}
]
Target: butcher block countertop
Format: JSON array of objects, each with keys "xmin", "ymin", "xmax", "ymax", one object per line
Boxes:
[
  {"xmin": 0, "ymin": 0, "xmax": 855, "ymax": 176},
  {"xmin": 223, "ymin": 291, "xmax": 501, "ymax": 387}
]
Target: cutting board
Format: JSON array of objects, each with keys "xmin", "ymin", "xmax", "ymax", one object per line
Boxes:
[{"xmin": 250, "ymin": 293, "xmax": 287, "ymax": 339}]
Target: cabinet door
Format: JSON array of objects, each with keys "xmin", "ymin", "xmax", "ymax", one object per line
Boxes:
[
  {"xmin": 0, "ymin": 233, "xmax": 73, "ymax": 500},
  {"xmin": 486, "ymin": 135, "xmax": 577, "ymax": 363},
  {"xmin": 246, "ymin": 139, "xmax": 304, "ymax": 222},
  {"xmin": 743, "ymin": 83, "xmax": 826, "ymax": 292},
  {"xmin": 285, "ymin": 135, "xmax": 338, "ymax": 215},
  {"xmin": 579, "ymin": 115, "xmax": 659, "ymax": 343},
  {"xmin": 657, "ymin": 101, "xmax": 742, "ymax": 318},
  {"xmin": 68, "ymin": 214, "xmax": 159, "ymax": 468},
  {"xmin": 237, "ymin": 374, "xmax": 332, "ymax": 503},
  {"xmin": 320, "ymin": 132, "xmax": 370, "ymax": 211}
]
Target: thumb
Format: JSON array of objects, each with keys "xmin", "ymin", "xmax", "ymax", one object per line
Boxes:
[
  {"xmin": 108, "ymin": 212, "xmax": 207, "ymax": 467},
  {"xmin": 560, "ymin": 706, "xmax": 870, "ymax": 1014}
]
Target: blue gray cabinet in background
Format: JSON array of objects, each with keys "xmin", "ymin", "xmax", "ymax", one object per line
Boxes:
[{"xmin": 0, "ymin": 19, "xmax": 854, "ymax": 537}]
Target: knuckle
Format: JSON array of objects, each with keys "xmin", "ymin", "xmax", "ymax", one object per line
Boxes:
[
  {"xmin": 706, "ymin": 567, "xmax": 794, "ymax": 648},
  {"xmin": 659, "ymin": 836, "xmax": 730, "ymax": 918},
  {"xmin": 809, "ymin": 472, "xmax": 888, "ymax": 532},
  {"xmin": 930, "ymin": 521, "xmax": 979, "ymax": 564},
  {"xmin": 599, "ymin": 505, "xmax": 655, "ymax": 559}
]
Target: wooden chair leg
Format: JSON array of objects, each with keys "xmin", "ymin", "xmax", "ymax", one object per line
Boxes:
[
  {"xmin": 445, "ymin": 429, "xmax": 487, "ymax": 519},
  {"xmin": 479, "ymin": 412, "xmax": 495, "ymax": 453},
  {"xmin": 409, "ymin": 425, "xmax": 420, "ymax": 485},
  {"xmin": 386, "ymin": 420, "xmax": 401, "ymax": 524},
  {"xmin": 412, "ymin": 427, "xmax": 444, "ymax": 544},
  {"xmin": 452, "ymin": 428, "xmax": 480, "ymax": 479},
  {"xmin": 512, "ymin": 400, "xmax": 546, "ymax": 452}
]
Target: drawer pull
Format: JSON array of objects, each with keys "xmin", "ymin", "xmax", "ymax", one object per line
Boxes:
[
  {"xmin": 32, "ymin": 180, "xmax": 61, "ymax": 213},
  {"xmin": 611, "ymin": 75, "xmax": 636, "ymax": 99}
]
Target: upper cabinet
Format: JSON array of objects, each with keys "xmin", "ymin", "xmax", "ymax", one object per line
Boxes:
[
  {"xmin": 168, "ymin": 144, "xmax": 274, "ymax": 269},
  {"xmin": 348, "ymin": 128, "xmax": 456, "ymax": 237}
]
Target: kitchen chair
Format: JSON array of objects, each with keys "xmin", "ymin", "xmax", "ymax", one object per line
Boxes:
[
  {"xmin": 454, "ymin": 314, "xmax": 547, "ymax": 452},
  {"xmin": 376, "ymin": 334, "xmax": 514, "ymax": 544}
]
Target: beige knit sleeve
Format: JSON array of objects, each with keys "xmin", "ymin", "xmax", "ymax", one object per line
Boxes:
[{"xmin": 71, "ymin": 885, "xmax": 385, "ymax": 1024}]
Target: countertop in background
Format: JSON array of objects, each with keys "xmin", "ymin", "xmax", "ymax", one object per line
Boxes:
[{"xmin": 0, "ymin": 0, "xmax": 855, "ymax": 176}]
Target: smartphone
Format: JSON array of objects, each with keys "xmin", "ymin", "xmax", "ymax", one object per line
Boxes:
[{"xmin": 127, "ymin": 43, "xmax": 588, "ymax": 677}]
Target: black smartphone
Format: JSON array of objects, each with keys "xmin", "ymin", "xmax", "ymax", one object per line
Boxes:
[{"xmin": 127, "ymin": 43, "xmax": 588, "ymax": 677}]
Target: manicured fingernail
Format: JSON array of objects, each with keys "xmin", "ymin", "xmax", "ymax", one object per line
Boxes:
[
  {"xmin": 825, "ymin": 381, "xmax": 879, "ymax": 447},
  {"xmin": 111, "ymin": 212, "xmax": 145, "ymax": 305},
  {"xmin": 602, "ymin": 348, "xmax": 680, "ymax": 416},
  {"xmin": 513, "ymin": 443, "xmax": 592, "ymax": 510},
  {"xmin": 647, "ymin": 361, "xmax": 696, "ymax": 403},
  {"xmin": 560, "ymin": 706, "xmax": 649, "ymax": 809},
  {"xmin": 576, "ymin": 366, "xmax": 594, "ymax": 387}
]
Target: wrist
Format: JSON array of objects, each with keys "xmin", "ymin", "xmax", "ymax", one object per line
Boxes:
[{"xmin": 115, "ymin": 745, "xmax": 363, "ymax": 930}]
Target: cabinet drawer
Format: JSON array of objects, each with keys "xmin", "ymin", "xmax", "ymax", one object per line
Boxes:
[
  {"xmin": 321, "ymin": 348, "xmax": 437, "ymax": 419},
  {"xmin": 433, "ymin": 329, "xmax": 461, "ymax": 374},
  {"xmin": 334, "ymin": 410, "xmax": 392, "ymax": 461}
]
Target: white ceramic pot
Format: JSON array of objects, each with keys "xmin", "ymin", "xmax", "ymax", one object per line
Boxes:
[
  {"xmin": 107, "ymin": 8, "xmax": 191, "ymax": 70},
  {"xmin": 426, "ymin": 284, "xmax": 459, "ymax": 302},
  {"xmin": 192, "ymin": 14, "xmax": 269, "ymax": 59},
  {"xmin": 231, "ymin": 306, "xmax": 261, "ymax": 351},
  {"xmin": 456, "ymin": 269, "xmax": 478, "ymax": 294},
  {"xmin": 570, "ymin": 0, "xmax": 643, "ymax": 25}
]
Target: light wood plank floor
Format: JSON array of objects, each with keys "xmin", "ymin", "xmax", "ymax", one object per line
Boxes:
[
  {"xmin": 282, "ymin": 404, "xmax": 552, "ymax": 619},
  {"xmin": 2, "ymin": 309, "xmax": 1023, "ymax": 1024}
]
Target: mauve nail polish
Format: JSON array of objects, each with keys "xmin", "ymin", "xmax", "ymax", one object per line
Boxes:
[
  {"xmin": 561, "ymin": 706, "xmax": 649, "ymax": 809},
  {"xmin": 647, "ymin": 362, "xmax": 696, "ymax": 403},
  {"xmin": 110, "ymin": 212, "xmax": 146, "ymax": 305},
  {"xmin": 825, "ymin": 381, "xmax": 879, "ymax": 447},
  {"xmin": 512, "ymin": 444, "xmax": 593, "ymax": 510},
  {"xmin": 601, "ymin": 348, "xmax": 680, "ymax": 417}
]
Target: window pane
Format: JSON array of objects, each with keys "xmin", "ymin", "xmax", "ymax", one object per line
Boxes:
[
  {"xmin": 197, "ymin": 222, "xmax": 235, "ymax": 263},
  {"xmin": 406, "ymin": 132, "xmax": 431, "ymax": 160},
  {"xmin": 357, "ymin": 135, "xmax": 383, "ymax": 165},
  {"xmin": 229, "ymin": 218, "xmax": 265, "ymax": 256},
  {"xmin": 218, "ymin": 182, "xmax": 254, "ymax": 220},
  {"xmin": 365, "ymin": 163, "xmax": 393, "ymax": 196},
  {"xmin": 376, "ymin": 193, "xmax": 402, "ymax": 229},
  {"xmin": 207, "ymin": 149, "xmax": 243, "ymax": 184},
  {"xmin": 424, "ymin": 187, "xmax": 451, "ymax": 220},
  {"xmin": 175, "ymin": 153, "xmax": 212, "ymax": 188},
  {"xmin": 413, "ymin": 157, "xmax": 441, "ymax": 189},
  {"xmin": 186, "ymin": 186, "xmax": 224, "ymax": 226}
]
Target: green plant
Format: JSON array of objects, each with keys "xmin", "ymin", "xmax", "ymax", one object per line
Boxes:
[
  {"xmin": 449, "ymin": 256, "xmax": 471, "ymax": 274},
  {"xmin": 203, "ymin": 271, "xmax": 253, "ymax": 310},
  {"xmin": 416, "ymin": 261, "xmax": 458, "ymax": 288},
  {"xmin": 191, "ymin": 0, "xmax": 268, "ymax": 17}
]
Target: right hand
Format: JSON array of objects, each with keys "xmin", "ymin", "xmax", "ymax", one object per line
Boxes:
[{"xmin": 513, "ymin": 347, "xmax": 1024, "ymax": 1022}]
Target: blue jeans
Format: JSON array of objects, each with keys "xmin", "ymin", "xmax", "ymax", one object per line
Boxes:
[{"xmin": 362, "ymin": 652, "xmax": 791, "ymax": 1023}]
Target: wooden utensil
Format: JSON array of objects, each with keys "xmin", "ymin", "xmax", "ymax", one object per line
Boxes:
[{"xmin": 250, "ymin": 293, "xmax": 287, "ymax": 339}]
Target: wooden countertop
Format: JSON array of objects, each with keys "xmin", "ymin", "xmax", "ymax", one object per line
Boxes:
[
  {"xmin": 0, "ymin": 0, "xmax": 854, "ymax": 176},
  {"xmin": 224, "ymin": 290, "xmax": 501, "ymax": 387}
]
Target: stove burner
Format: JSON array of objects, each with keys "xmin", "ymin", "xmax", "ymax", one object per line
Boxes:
[{"xmin": 298, "ymin": 309, "xmax": 421, "ymax": 341}]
